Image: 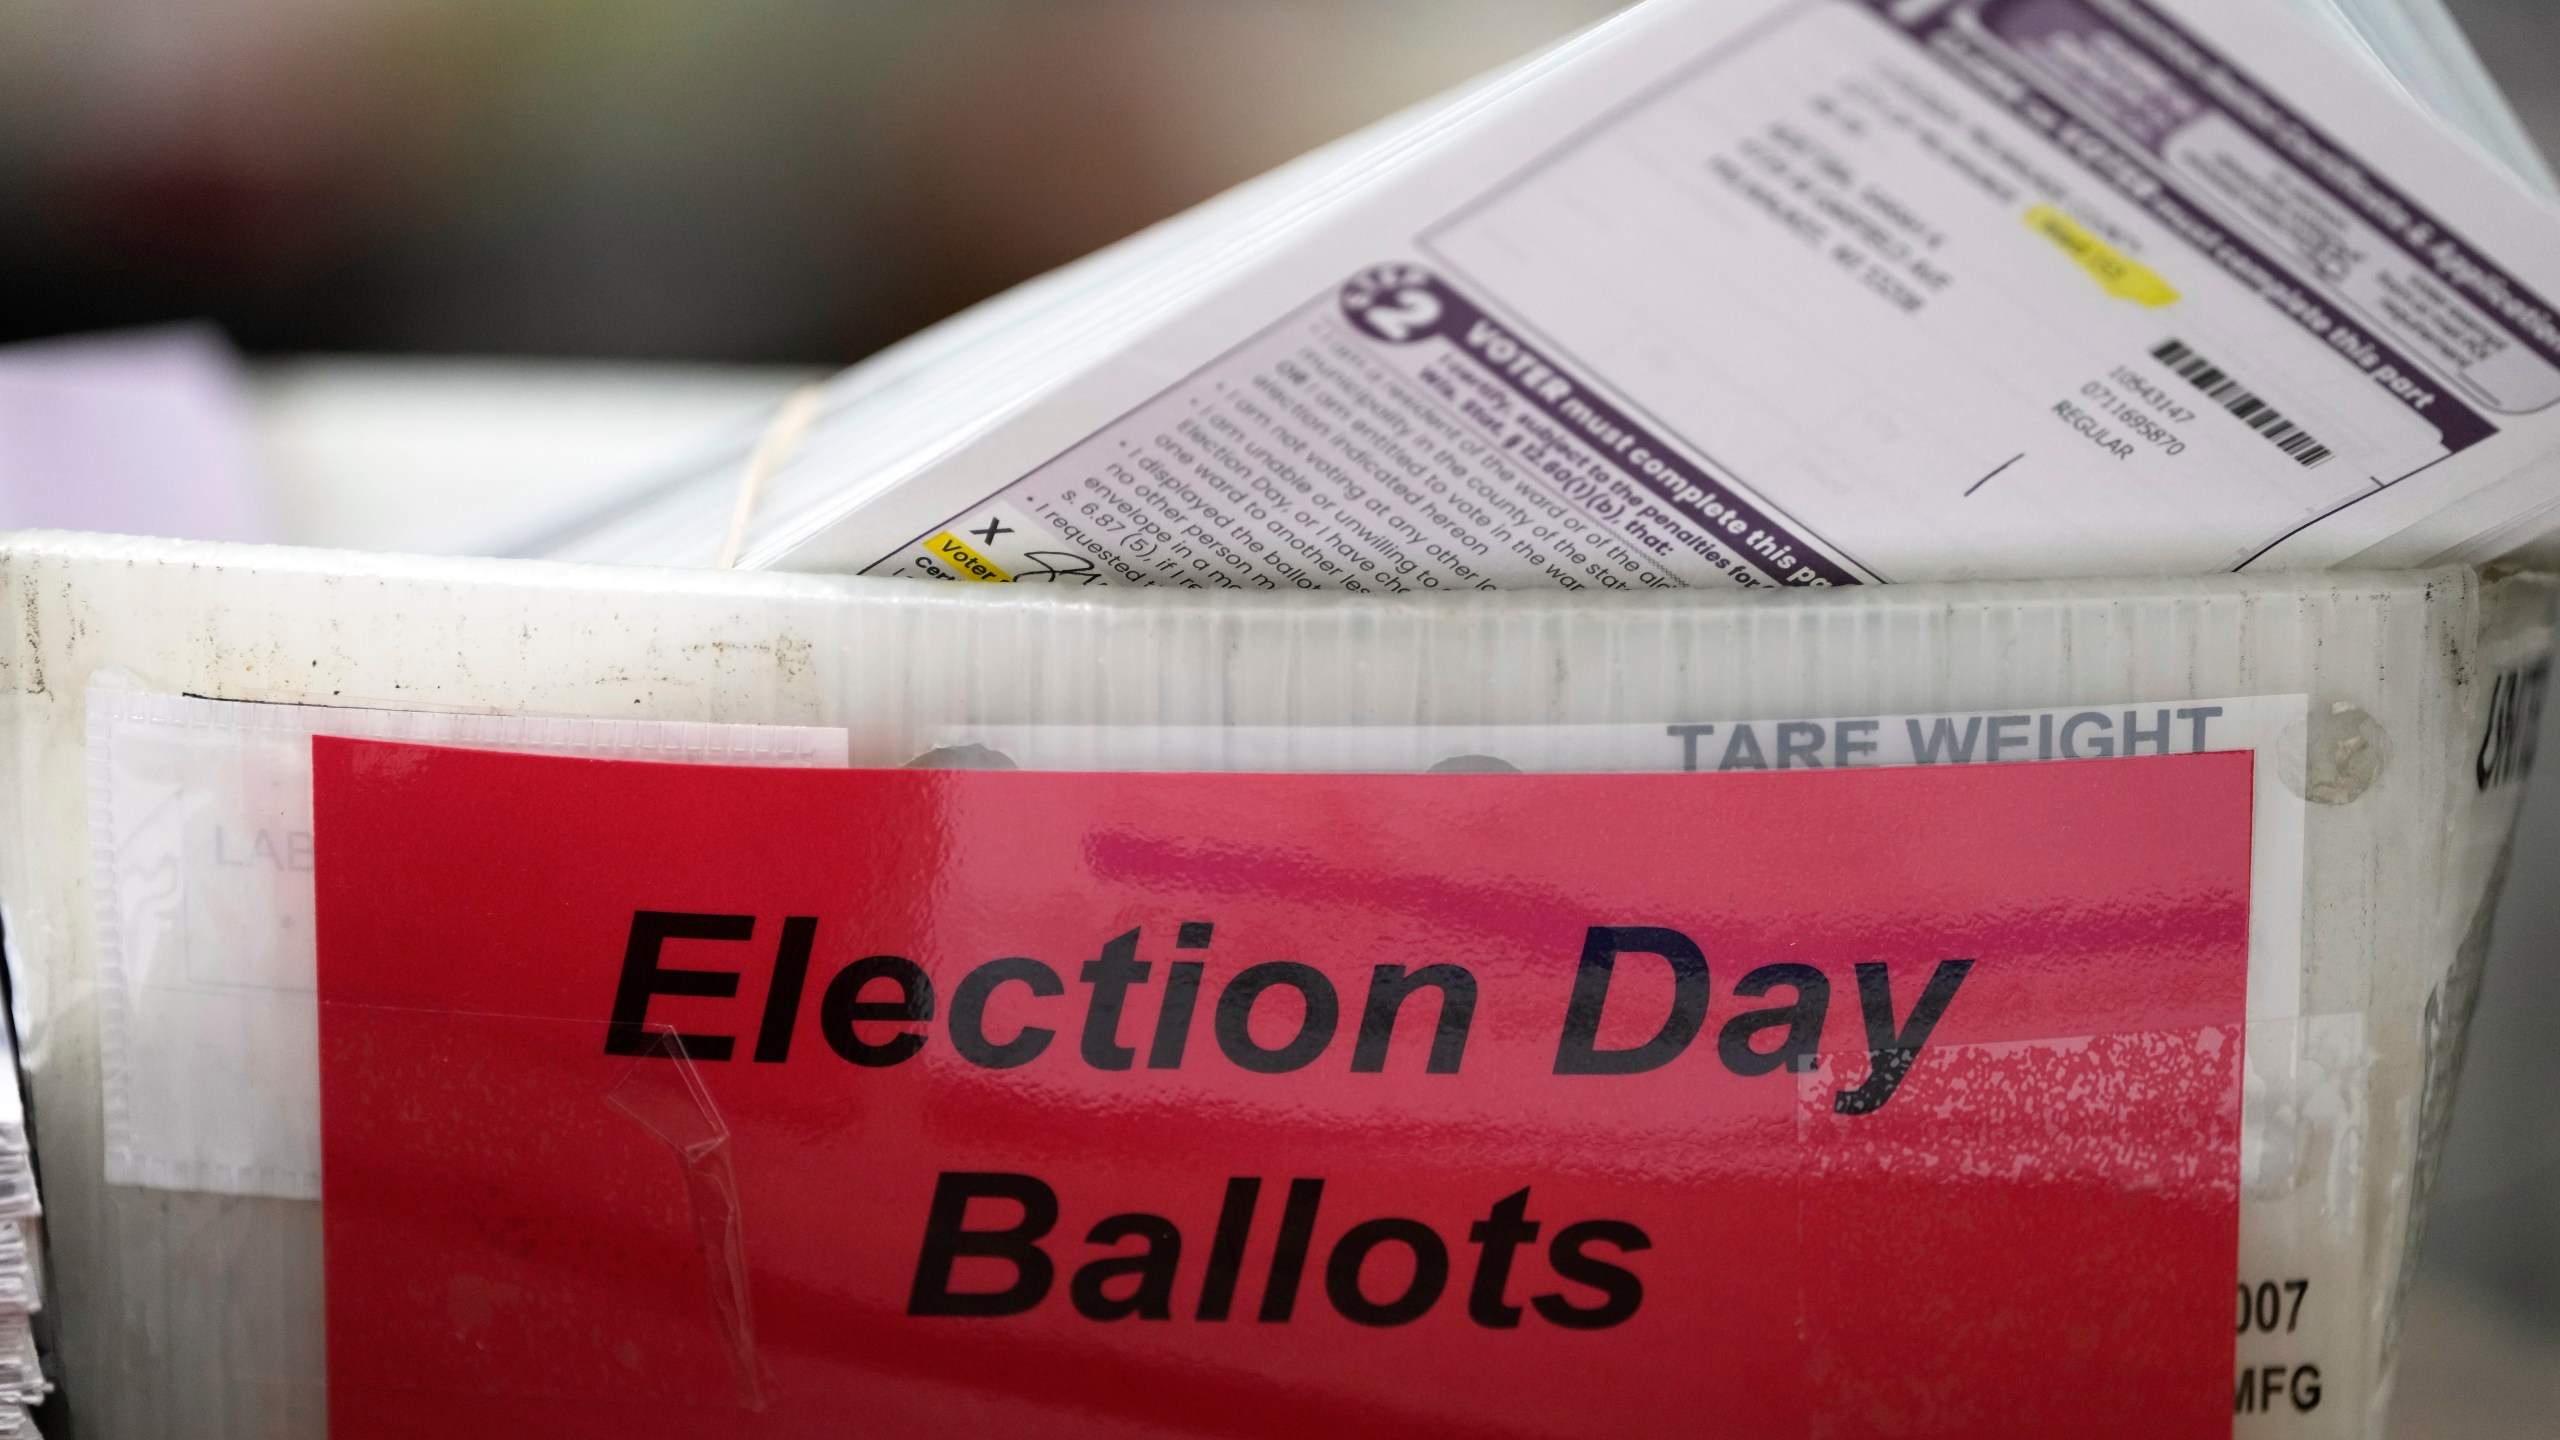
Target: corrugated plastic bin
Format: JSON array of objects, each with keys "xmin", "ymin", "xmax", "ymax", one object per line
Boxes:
[{"xmin": 0, "ymin": 530, "xmax": 2550, "ymax": 1437}]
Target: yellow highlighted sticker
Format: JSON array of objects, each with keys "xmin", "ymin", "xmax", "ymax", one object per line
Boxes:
[
  {"xmin": 2025, "ymin": 204, "xmax": 2179, "ymax": 307},
  {"xmin": 924, "ymin": 531, "xmax": 1013, "ymax": 583}
]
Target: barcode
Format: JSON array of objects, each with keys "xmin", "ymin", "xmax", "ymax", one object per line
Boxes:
[{"xmin": 2151, "ymin": 339, "xmax": 2333, "ymax": 467}]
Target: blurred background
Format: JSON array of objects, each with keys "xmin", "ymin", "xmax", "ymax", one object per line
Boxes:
[
  {"xmin": 0, "ymin": 0, "xmax": 1638, "ymax": 552},
  {"xmin": 3, "ymin": 0, "xmax": 2559, "ymax": 1431},
  {"xmin": 0, "ymin": 0, "xmax": 1627, "ymax": 362}
]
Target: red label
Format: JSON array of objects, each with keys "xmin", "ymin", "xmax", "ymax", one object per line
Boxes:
[{"xmin": 313, "ymin": 740, "xmax": 2250, "ymax": 1439}]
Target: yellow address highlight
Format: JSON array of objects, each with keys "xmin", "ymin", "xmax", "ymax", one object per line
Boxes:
[{"xmin": 2025, "ymin": 204, "xmax": 2180, "ymax": 308}]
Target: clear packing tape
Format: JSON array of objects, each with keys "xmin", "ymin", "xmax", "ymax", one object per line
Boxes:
[{"xmin": 0, "ymin": 531, "xmax": 2551, "ymax": 1436}]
